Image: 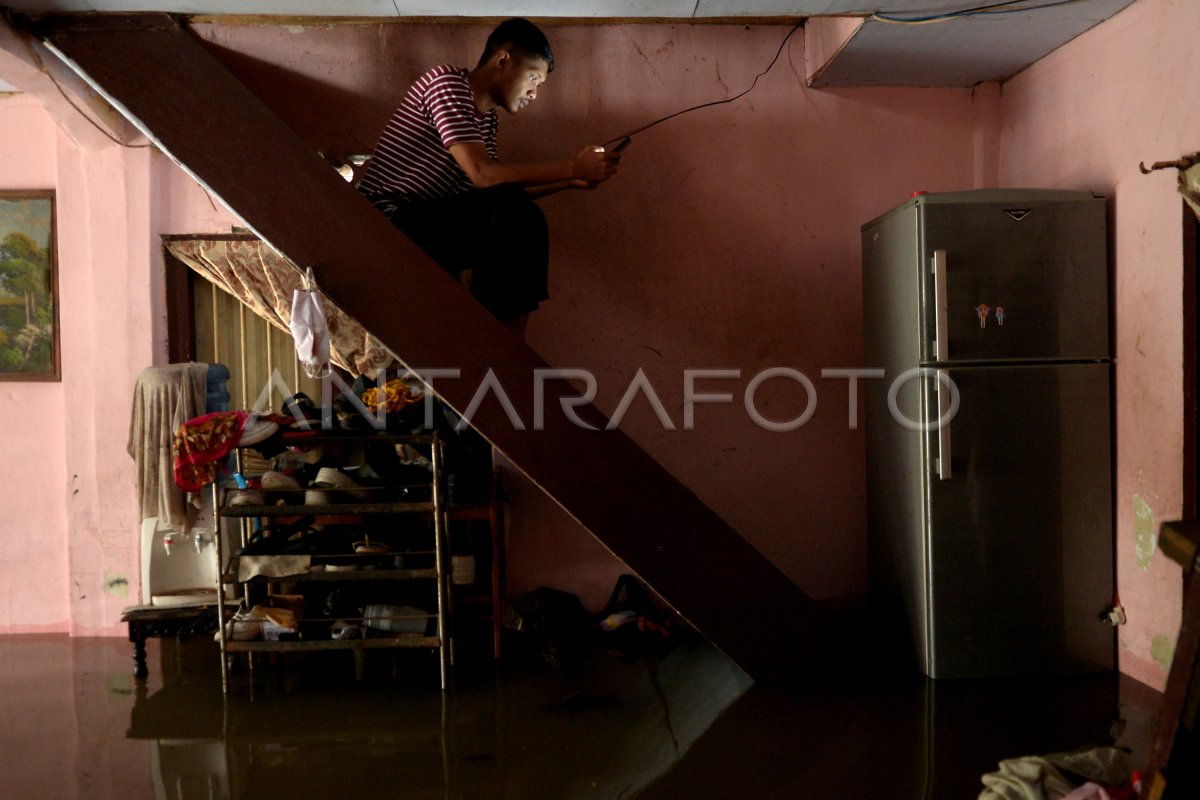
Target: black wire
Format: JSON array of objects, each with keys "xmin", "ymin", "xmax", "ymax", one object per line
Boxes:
[
  {"xmin": 974, "ymin": 0, "xmax": 1091, "ymax": 16},
  {"xmin": 602, "ymin": 21, "xmax": 803, "ymax": 148},
  {"xmin": 878, "ymin": 0, "xmax": 1040, "ymax": 21},
  {"xmin": 875, "ymin": 0, "xmax": 1085, "ymax": 23}
]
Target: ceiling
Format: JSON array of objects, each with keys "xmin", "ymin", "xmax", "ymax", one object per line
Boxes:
[
  {"xmin": 809, "ymin": 0, "xmax": 1136, "ymax": 87},
  {"xmin": 0, "ymin": 1, "xmax": 1139, "ymax": 17},
  {"xmin": 0, "ymin": 0, "xmax": 1140, "ymax": 87}
]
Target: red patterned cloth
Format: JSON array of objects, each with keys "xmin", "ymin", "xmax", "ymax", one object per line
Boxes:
[{"xmin": 173, "ymin": 411, "xmax": 248, "ymax": 491}]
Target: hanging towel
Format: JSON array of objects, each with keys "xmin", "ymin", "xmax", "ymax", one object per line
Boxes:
[{"xmin": 127, "ymin": 363, "xmax": 209, "ymax": 529}]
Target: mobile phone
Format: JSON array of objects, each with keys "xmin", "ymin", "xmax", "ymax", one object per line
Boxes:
[{"xmin": 610, "ymin": 137, "xmax": 632, "ymax": 153}]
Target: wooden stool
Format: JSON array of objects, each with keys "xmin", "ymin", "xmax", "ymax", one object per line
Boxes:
[{"xmin": 120, "ymin": 603, "xmax": 229, "ymax": 678}]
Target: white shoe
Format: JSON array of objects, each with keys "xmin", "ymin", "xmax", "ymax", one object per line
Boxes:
[
  {"xmin": 261, "ymin": 471, "xmax": 303, "ymax": 491},
  {"xmin": 311, "ymin": 467, "xmax": 371, "ymax": 500},
  {"xmin": 230, "ymin": 489, "xmax": 265, "ymax": 507}
]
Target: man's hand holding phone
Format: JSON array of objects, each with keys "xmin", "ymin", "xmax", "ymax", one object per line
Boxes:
[{"xmin": 570, "ymin": 139, "xmax": 627, "ymax": 189}]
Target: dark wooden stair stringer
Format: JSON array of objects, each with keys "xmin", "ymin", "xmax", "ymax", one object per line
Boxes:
[{"xmin": 28, "ymin": 13, "xmax": 849, "ymax": 681}]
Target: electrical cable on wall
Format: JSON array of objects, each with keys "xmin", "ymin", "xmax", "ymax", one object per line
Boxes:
[
  {"xmin": 600, "ymin": 0, "xmax": 1095, "ymax": 148},
  {"xmin": 20, "ymin": 34, "xmax": 151, "ymax": 149},
  {"xmin": 602, "ymin": 20, "xmax": 803, "ymax": 148},
  {"xmin": 873, "ymin": 0, "xmax": 1094, "ymax": 25}
]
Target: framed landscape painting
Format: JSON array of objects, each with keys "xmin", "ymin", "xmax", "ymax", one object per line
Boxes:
[{"xmin": 0, "ymin": 191, "xmax": 59, "ymax": 381}]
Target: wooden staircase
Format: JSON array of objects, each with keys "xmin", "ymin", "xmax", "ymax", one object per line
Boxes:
[{"xmin": 24, "ymin": 12, "xmax": 850, "ymax": 681}]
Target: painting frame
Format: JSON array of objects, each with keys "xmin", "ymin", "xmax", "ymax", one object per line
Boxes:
[{"xmin": 0, "ymin": 190, "xmax": 60, "ymax": 382}]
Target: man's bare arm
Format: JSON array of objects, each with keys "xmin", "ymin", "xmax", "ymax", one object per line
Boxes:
[
  {"xmin": 449, "ymin": 142, "xmax": 618, "ymax": 189},
  {"xmin": 525, "ymin": 179, "xmax": 598, "ymax": 199}
]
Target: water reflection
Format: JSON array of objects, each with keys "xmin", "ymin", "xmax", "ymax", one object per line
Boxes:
[
  {"xmin": 0, "ymin": 634, "xmax": 1157, "ymax": 799},
  {"xmin": 124, "ymin": 633, "xmax": 751, "ymax": 800}
]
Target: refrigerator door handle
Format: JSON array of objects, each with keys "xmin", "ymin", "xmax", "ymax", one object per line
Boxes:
[
  {"xmin": 936, "ymin": 369, "xmax": 952, "ymax": 481},
  {"xmin": 932, "ymin": 250, "xmax": 949, "ymax": 362}
]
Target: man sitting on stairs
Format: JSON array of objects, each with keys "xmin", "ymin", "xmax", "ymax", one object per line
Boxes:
[{"xmin": 358, "ymin": 18, "xmax": 621, "ymax": 334}]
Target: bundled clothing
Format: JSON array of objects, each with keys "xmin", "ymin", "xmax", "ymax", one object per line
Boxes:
[
  {"xmin": 127, "ymin": 363, "xmax": 209, "ymax": 529},
  {"xmin": 172, "ymin": 411, "xmax": 249, "ymax": 492},
  {"xmin": 979, "ymin": 747, "xmax": 1133, "ymax": 800}
]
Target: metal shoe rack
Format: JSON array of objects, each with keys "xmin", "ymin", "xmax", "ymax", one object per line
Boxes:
[{"xmin": 211, "ymin": 430, "xmax": 453, "ymax": 694}]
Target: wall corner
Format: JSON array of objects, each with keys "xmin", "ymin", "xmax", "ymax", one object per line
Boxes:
[{"xmin": 971, "ymin": 81, "xmax": 1002, "ymax": 189}]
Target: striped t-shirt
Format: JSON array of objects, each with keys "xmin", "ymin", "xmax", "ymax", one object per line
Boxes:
[{"xmin": 358, "ymin": 65, "xmax": 498, "ymax": 213}]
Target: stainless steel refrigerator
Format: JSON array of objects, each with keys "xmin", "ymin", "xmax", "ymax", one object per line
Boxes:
[{"xmin": 862, "ymin": 189, "xmax": 1115, "ymax": 679}]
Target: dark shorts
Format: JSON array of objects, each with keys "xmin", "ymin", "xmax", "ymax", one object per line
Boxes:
[{"xmin": 377, "ymin": 183, "xmax": 550, "ymax": 324}]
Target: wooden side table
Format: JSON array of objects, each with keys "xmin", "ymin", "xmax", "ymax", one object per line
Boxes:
[{"xmin": 120, "ymin": 603, "xmax": 230, "ymax": 678}]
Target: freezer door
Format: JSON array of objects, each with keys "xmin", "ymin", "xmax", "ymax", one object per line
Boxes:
[
  {"xmin": 919, "ymin": 197, "xmax": 1109, "ymax": 363},
  {"xmin": 921, "ymin": 363, "xmax": 1114, "ymax": 679}
]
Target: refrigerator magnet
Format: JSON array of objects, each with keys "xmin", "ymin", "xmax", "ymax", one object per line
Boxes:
[{"xmin": 974, "ymin": 303, "xmax": 991, "ymax": 328}]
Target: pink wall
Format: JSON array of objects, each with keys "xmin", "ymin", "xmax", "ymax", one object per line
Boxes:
[
  {"xmin": 510, "ymin": 25, "xmax": 978, "ymax": 608},
  {"xmin": 0, "ymin": 95, "xmax": 69, "ymax": 633},
  {"xmin": 0, "ymin": 84, "xmax": 238, "ymax": 634},
  {"xmin": 998, "ymin": 0, "xmax": 1198, "ymax": 689},
  {"xmin": 194, "ymin": 21, "xmax": 980, "ymax": 609}
]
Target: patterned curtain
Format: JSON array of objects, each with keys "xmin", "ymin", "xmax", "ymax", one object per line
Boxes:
[
  {"xmin": 165, "ymin": 238, "xmax": 395, "ymax": 376},
  {"xmin": 1183, "ymin": 160, "xmax": 1200, "ymax": 222}
]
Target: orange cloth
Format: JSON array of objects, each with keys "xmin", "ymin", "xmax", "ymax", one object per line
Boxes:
[{"xmin": 173, "ymin": 411, "xmax": 248, "ymax": 491}]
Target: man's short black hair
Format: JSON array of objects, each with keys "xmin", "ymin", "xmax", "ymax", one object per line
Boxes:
[{"xmin": 478, "ymin": 18, "xmax": 554, "ymax": 73}]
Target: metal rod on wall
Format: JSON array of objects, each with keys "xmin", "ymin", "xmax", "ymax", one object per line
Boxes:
[
  {"xmin": 265, "ymin": 315, "xmax": 274, "ymax": 410},
  {"xmin": 238, "ymin": 303, "xmax": 248, "ymax": 410},
  {"xmin": 210, "ymin": 282, "xmax": 219, "ymax": 369}
]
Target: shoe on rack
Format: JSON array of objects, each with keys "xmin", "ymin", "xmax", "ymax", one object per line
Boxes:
[
  {"xmin": 230, "ymin": 489, "xmax": 266, "ymax": 507},
  {"xmin": 214, "ymin": 607, "xmax": 264, "ymax": 642},
  {"xmin": 261, "ymin": 471, "xmax": 303, "ymax": 492},
  {"xmin": 239, "ymin": 416, "xmax": 280, "ymax": 446},
  {"xmin": 280, "ymin": 392, "xmax": 325, "ymax": 430},
  {"xmin": 311, "ymin": 466, "xmax": 371, "ymax": 500}
]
